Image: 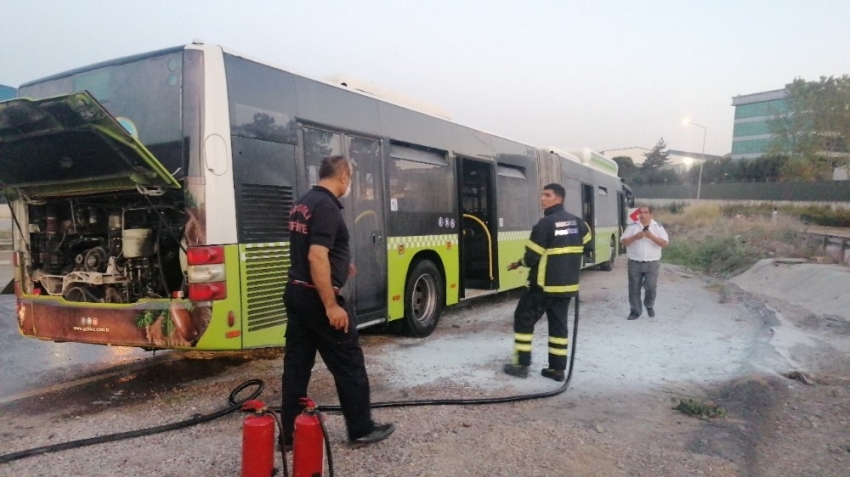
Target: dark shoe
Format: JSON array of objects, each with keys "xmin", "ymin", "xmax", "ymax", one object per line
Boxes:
[
  {"xmin": 541, "ymin": 368, "xmax": 565, "ymax": 382},
  {"xmin": 627, "ymin": 313, "xmax": 640, "ymax": 320},
  {"xmin": 503, "ymin": 363, "xmax": 529, "ymax": 378},
  {"xmin": 647, "ymin": 308, "xmax": 655, "ymax": 318},
  {"xmin": 349, "ymin": 423, "xmax": 395, "ymax": 447}
]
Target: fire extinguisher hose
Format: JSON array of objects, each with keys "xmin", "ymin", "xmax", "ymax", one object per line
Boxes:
[
  {"xmin": 0, "ymin": 297, "xmax": 580, "ymax": 469},
  {"xmin": 0, "ymin": 380, "xmax": 265, "ymax": 465}
]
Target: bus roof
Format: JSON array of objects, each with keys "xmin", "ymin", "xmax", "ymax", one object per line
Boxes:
[
  {"xmin": 20, "ymin": 46, "xmax": 185, "ymax": 88},
  {"xmin": 213, "ymin": 44, "xmax": 544, "ymax": 155},
  {"xmin": 20, "ymin": 43, "xmax": 612, "ymax": 177}
]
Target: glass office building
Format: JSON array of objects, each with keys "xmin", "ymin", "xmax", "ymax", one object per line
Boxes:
[
  {"xmin": 0, "ymin": 84, "xmax": 16, "ymax": 101},
  {"xmin": 731, "ymin": 89, "xmax": 787, "ymax": 159}
]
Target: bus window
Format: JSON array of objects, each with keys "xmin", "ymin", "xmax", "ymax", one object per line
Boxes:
[
  {"xmin": 224, "ymin": 54, "xmax": 297, "ymax": 144},
  {"xmin": 388, "ymin": 144, "xmax": 450, "ymax": 213},
  {"xmin": 497, "ymin": 164, "xmax": 534, "ymax": 230}
]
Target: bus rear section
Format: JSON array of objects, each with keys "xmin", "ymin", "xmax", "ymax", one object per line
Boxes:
[{"xmin": 0, "ymin": 47, "xmax": 245, "ymax": 350}]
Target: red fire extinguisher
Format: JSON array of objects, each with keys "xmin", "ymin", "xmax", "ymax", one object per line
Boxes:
[
  {"xmin": 241, "ymin": 399, "xmax": 275, "ymax": 477},
  {"xmin": 292, "ymin": 397, "xmax": 325, "ymax": 477}
]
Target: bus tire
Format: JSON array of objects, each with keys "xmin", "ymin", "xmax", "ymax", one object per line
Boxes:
[
  {"xmin": 403, "ymin": 260, "xmax": 444, "ymax": 337},
  {"xmin": 600, "ymin": 237, "xmax": 616, "ymax": 272}
]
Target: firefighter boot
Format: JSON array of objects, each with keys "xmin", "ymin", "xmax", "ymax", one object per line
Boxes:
[
  {"xmin": 541, "ymin": 368, "xmax": 565, "ymax": 382},
  {"xmin": 503, "ymin": 363, "xmax": 529, "ymax": 378}
]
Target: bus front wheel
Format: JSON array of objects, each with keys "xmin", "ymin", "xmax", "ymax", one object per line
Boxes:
[{"xmin": 403, "ymin": 260, "xmax": 444, "ymax": 337}]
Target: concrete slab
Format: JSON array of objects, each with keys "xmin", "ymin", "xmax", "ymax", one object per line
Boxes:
[{"xmin": 731, "ymin": 259, "xmax": 850, "ymax": 320}]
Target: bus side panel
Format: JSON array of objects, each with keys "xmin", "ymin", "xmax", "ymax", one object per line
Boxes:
[
  {"xmin": 237, "ymin": 242, "xmax": 288, "ymax": 349},
  {"xmin": 591, "ymin": 226, "xmax": 619, "ymax": 266},
  {"xmin": 497, "ymin": 231, "xmax": 531, "ymax": 291},
  {"xmin": 386, "ymin": 235, "xmax": 459, "ymax": 320}
]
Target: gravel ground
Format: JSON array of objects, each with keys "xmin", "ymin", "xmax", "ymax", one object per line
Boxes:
[{"xmin": 1, "ymin": 258, "xmax": 848, "ymax": 476}]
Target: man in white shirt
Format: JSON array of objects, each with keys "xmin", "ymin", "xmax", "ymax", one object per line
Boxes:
[{"xmin": 620, "ymin": 205, "xmax": 669, "ymax": 320}]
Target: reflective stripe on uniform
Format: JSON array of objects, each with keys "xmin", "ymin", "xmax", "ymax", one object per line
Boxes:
[
  {"xmin": 542, "ymin": 284, "xmax": 580, "ymax": 293},
  {"xmin": 537, "ymin": 255, "xmax": 549, "ymax": 288},
  {"xmin": 549, "ymin": 336, "xmax": 569, "ymax": 357},
  {"xmin": 514, "ymin": 333, "xmax": 534, "ymax": 342},
  {"xmin": 525, "ymin": 240, "xmax": 545, "ymax": 255},
  {"xmin": 514, "ymin": 332, "xmax": 533, "ymax": 353},
  {"xmin": 546, "ymin": 246, "xmax": 585, "ymax": 255},
  {"xmin": 583, "ymin": 230, "xmax": 592, "ymax": 244}
]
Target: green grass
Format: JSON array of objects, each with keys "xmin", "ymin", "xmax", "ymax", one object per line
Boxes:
[
  {"xmin": 664, "ymin": 235, "xmax": 754, "ymax": 275},
  {"xmin": 672, "ymin": 398, "xmax": 727, "ymax": 419},
  {"xmin": 655, "ymin": 204, "xmax": 820, "ymax": 276}
]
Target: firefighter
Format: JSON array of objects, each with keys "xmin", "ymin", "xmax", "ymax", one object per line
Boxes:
[
  {"xmin": 503, "ymin": 183, "xmax": 592, "ymax": 381},
  {"xmin": 282, "ymin": 155, "xmax": 394, "ymax": 448}
]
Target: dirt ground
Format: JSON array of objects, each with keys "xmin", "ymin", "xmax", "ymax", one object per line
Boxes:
[
  {"xmin": 355, "ymin": 257, "xmax": 850, "ymax": 477},
  {"xmin": 1, "ymin": 257, "xmax": 848, "ymax": 476}
]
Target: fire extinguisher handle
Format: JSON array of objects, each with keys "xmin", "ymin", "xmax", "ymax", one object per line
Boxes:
[
  {"xmin": 241, "ymin": 399, "xmax": 267, "ymax": 412},
  {"xmin": 299, "ymin": 397, "xmax": 317, "ymax": 411}
]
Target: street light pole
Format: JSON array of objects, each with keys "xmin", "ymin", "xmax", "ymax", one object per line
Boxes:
[{"xmin": 686, "ymin": 121, "xmax": 707, "ymax": 200}]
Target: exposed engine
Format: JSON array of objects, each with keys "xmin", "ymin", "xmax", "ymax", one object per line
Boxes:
[{"xmin": 24, "ymin": 193, "xmax": 185, "ymax": 303}]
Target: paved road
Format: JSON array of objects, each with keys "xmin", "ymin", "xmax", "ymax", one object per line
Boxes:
[{"xmin": 0, "ymin": 265, "xmax": 156, "ymax": 402}]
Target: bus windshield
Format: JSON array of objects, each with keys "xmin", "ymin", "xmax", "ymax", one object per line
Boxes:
[{"xmin": 19, "ymin": 49, "xmax": 186, "ymax": 177}]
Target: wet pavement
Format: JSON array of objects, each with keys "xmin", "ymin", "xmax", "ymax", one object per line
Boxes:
[
  {"xmin": 0, "ymin": 263, "xmax": 282, "ymax": 405},
  {"xmin": 0, "ymin": 283, "xmax": 153, "ymax": 402}
]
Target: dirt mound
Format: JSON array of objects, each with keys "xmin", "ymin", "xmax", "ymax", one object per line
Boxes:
[{"xmin": 731, "ymin": 259, "xmax": 850, "ymax": 319}]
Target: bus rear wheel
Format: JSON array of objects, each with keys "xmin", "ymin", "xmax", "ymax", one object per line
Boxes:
[{"xmin": 403, "ymin": 260, "xmax": 444, "ymax": 337}]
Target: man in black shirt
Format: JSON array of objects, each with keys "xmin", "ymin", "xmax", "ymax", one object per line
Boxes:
[{"xmin": 282, "ymin": 155, "xmax": 394, "ymax": 448}]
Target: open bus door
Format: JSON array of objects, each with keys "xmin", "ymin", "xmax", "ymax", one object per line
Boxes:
[
  {"xmin": 344, "ymin": 135, "xmax": 387, "ymax": 326},
  {"xmin": 458, "ymin": 158, "xmax": 497, "ymax": 297},
  {"xmin": 300, "ymin": 127, "xmax": 387, "ymax": 327},
  {"xmin": 581, "ymin": 183, "xmax": 595, "ymax": 265},
  {"xmin": 620, "ymin": 182, "xmax": 636, "ymax": 254}
]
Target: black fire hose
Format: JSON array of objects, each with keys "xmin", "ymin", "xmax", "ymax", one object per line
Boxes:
[
  {"xmin": 0, "ymin": 296, "xmax": 579, "ymax": 471},
  {"xmin": 0, "ymin": 380, "xmax": 264, "ymax": 465},
  {"xmin": 271, "ymin": 297, "xmax": 580, "ymax": 477},
  {"xmin": 301, "ymin": 295, "xmax": 580, "ymax": 412}
]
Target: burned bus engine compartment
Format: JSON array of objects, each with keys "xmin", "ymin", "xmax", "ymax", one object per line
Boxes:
[{"xmin": 24, "ymin": 192, "xmax": 185, "ymax": 303}]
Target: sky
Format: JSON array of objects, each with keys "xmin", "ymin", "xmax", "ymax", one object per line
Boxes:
[{"xmin": 1, "ymin": 0, "xmax": 848, "ymax": 157}]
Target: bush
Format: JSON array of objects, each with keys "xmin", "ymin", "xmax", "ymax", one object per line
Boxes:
[
  {"xmin": 797, "ymin": 206, "xmax": 850, "ymax": 227},
  {"xmin": 656, "ymin": 204, "xmax": 815, "ymax": 276},
  {"xmin": 665, "ymin": 201, "xmax": 686, "ymax": 214},
  {"xmin": 664, "ymin": 235, "xmax": 754, "ymax": 275},
  {"xmin": 672, "ymin": 398, "xmax": 726, "ymax": 419},
  {"xmin": 717, "ymin": 204, "xmax": 850, "ymax": 227}
]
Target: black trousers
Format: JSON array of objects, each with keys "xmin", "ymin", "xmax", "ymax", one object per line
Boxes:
[
  {"xmin": 512, "ymin": 288, "xmax": 571, "ymax": 370},
  {"xmin": 282, "ymin": 282, "xmax": 374, "ymax": 441}
]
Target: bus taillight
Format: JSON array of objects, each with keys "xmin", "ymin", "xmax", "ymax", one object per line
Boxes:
[
  {"xmin": 188, "ymin": 282, "xmax": 227, "ymax": 301},
  {"xmin": 186, "ymin": 246, "xmax": 227, "ymax": 301},
  {"xmin": 187, "ymin": 246, "xmax": 225, "ymax": 265}
]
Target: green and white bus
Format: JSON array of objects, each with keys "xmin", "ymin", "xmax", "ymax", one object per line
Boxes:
[{"xmin": 0, "ymin": 43, "xmax": 632, "ymax": 350}]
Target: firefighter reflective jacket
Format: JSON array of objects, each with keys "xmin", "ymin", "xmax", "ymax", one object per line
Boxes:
[{"xmin": 519, "ymin": 203, "xmax": 592, "ymax": 297}]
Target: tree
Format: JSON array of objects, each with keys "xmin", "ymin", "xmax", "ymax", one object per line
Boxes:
[
  {"xmin": 612, "ymin": 156, "xmax": 637, "ymax": 181},
  {"xmin": 768, "ymin": 75, "xmax": 850, "ymax": 180},
  {"xmin": 629, "ymin": 138, "xmax": 678, "ymax": 185},
  {"xmin": 641, "ymin": 138, "xmax": 671, "ymax": 170}
]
